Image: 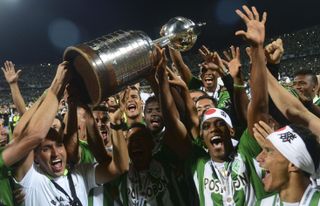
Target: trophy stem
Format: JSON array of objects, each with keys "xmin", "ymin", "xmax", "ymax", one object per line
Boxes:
[{"xmin": 152, "ymin": 35, "xmax": 173, "ymax": 47}]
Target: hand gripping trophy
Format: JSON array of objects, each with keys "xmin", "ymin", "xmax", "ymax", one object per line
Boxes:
[{"xmin": 64, "ymin": 17, "xmax": 205, "ymax": 105}]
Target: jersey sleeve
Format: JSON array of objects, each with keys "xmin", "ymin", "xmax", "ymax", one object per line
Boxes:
[{"xmin": 237, "ymin": 128, "xmax": 262, "ymax": 158}]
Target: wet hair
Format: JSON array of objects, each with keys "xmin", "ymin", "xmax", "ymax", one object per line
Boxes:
[
  {"xmin": 293, "ymin": 69, "xmax": 318, "ymax": 86},
  {"xmin": 290, "ymin": 124, "xmax": 320, "ymax": 173}
]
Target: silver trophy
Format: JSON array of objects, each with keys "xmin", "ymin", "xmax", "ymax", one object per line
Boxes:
[{"xmin": 64, "ymin": 17, "xmax": 206, "ymax": 105}]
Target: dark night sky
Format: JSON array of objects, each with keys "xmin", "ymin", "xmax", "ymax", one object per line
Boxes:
[{"xmin": 0, "ymin": 0, "xmax": 319, "ymax": 64}]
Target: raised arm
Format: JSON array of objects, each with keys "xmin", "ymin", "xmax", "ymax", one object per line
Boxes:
[
  {"xmin": 235, "ymin": 5, "xmax": 269, "ymax": 136},
  {"xmin": 223, "ymin": 46, "xmax": 249, "ymax": 125},
  {"xmin": 168, "ymin": 47, "xmax": 193, "ymax": 84},
  {"xmin": 94, "ymin": 105, "xmax": 129, "ymax": 184},
  {"xmin": 167, "ymin": 64, "xmax": 200, "ymax": 139},
  {"xmin": 267, "ymin": 70, "xmax": 320, "ymax": 136},
  {"xmin": 4, "ymin": 62, "xmax": 70, "ymax": 180},
  {"xmin": 156, "ymin": 47, "xmax": 191, "ymax": 159},
  {"xmin": 63, "ymin": 84, "xmax": 80, "ymax": 165},
  {"xmin": 2, "ymin": 61, "xmax": 26, "ymax": 115}
]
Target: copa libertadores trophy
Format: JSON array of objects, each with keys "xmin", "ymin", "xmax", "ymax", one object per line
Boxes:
[{"xmin": 63, "ymin": 17, "xmax": 206, "ymax": 105}]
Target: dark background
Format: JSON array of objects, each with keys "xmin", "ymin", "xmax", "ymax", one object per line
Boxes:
[{"xmin": 0, "ymin": 0, "xmax": 319, "ymax": 64}]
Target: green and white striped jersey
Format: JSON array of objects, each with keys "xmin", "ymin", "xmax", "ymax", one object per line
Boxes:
[
  {"xmin": 190, "ymin": 129, "xmax": 269, "ymax": 206},
  {"xmin": 256, "ymin": 185, "xmax": 320, "ymax": 206}
]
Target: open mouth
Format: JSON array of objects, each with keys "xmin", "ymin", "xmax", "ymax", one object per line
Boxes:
[
  {"xmin": 210, "ymin": 136, "xmax": 223, "ymax": 148},
  {"xmin": 261, "ymin": 167, "xmax": 271, "ymax": 183},
  {"xmin": 150, "ymin": 116, "xmax": 161, "ymax": 127},
  {"xmin": 205, "ymin": 77, "xmax": 214, "ymax": 85},
  {"xmin": 127, "ymin": 104, "xmax": 137, "ymax": 112},
  {"xmin": 51, "ymin": 159, "xmax": 63, "ymax": 172}
]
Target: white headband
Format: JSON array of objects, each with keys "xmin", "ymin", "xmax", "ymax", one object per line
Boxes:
[
  {"xmin": 201, "ymin": 108, "xmax": 233, "ymax": 129},
  {"xmin": 266, "ymin": 126, "xmax": 315, "ymax": 176}
]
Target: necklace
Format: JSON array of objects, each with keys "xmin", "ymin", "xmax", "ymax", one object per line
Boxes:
[{"xmin": 210, "ymin": 160, "xmax": 235, "ymax": 206}]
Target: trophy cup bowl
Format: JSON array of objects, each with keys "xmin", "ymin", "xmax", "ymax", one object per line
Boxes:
[
  {"xmin": 64, "ymin": 17, "xmax": 205, "ymax": 106},
  {"xmin": 160, "ymin": 17, "xmax": 198, "ymax": 52}
]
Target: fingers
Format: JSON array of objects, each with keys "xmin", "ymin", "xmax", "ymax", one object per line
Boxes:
[
  {"xmin": 253, "ymin": 127, "xmax": 267, "ymax": 147},
  {"xmin": 235, "ymin": 9, "xmax": 249, "ymax": 23},
  {"xmin": 235, "ymin": 47, "xmax": 241, "ymax": 59},
  {"xmin": 242, "ymin": 5, "xmax": 254, "ymax": 20},
  {"xmin": 253, "ymin": 120, "xmax": 273, "ymax": 139},
  {"xmin": 235, "ymin": 30, "xmax": 247, "ymax": 38},
  {"xmin": 236, "ymin": 5, "xmax": 266, "ymax": 24},
  {"xmin": 261, "ymin": 12, "xmax": 267, "ymax": 24},
  {"xmin": 245, "ymin": 47, "xmax": 252, "ymax": 56},
  {"xmin": 251, "ymin": 6, "xmax": 260, "ymax": 21},
  {"xmin": 16, "ymin": 69, "xmax": 22, "ymax": 77},
  {"xmin": 199, "ymin": 45, "xmax": 213, "ymax": 62},
  {"xmin": 223, "ymin": 50, "xmax": 231, "ymax": 61},
  {"xmin": 230, "ymin": 45, "xmax": 236, "ymax": 58}
]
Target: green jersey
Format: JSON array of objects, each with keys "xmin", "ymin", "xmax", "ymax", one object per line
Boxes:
[
  {"xmin": 79, "ymin": 140, "xmax": 95, "ymax": 164},
  {"xmin": 105, "ymin": 142, "xmax": 195, "ymax": 206},
  {"xmin": 109, "ymin": 160, "xmax": 185, "ymax": 206},
  {"xmin": 256, "ymin": 185, "xmax": 320, "ymax": 206},
  {"xmin": 314, "ymin": 98, "xmax": 320, "ymax": 107},
  {"xmin": 191, "ymin": 129, "xmax": 268, "ymax": 206},
  {"xmin": 187, "ymin": 76, "xmax": 231, "ymax": 111},
  {"xmin": 0, "ymin": 147, "xmax": 14, "ymax": 206}
]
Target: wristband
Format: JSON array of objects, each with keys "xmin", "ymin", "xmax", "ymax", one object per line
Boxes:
[
  {"xmin": 110, "ymin": 122, "xmax": 126, "ymax": 131},
  {"xmin": 233, "ymin": 83, "xmax": 246, "ymax": 88}
]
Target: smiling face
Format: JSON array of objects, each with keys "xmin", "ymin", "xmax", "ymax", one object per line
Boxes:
[
  {"xmin": 144, "ymin": 101, "xmax": 164, "ymax": 134},
  {"xmin": 293, "ymin": 74, "xmax": 317, "ymax": 101},
  {"xmin": 256, "ymin": 140, "xmax": 290, "ymax": 192},
  {"xmin": 201, "ymin": 117, "xmax": 234, "ymax": 162},
  {"xmin": 35, "ymin": 130, "xmax": 67, "ymax": 178},
  {"xmin": 93, "ymin": 110, "xmax": 110, "ymax": 146},
  {"xmin": 201, "ymin": 69, "xmax": 218, "ymax": 91},
  {"xmin": 124, "ymin": 88, "xmax": 143, "ymax": 120}
]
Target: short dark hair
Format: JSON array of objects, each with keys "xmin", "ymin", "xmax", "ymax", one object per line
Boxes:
[
  {"xmin": 290, "ymin": 124, "xmax": 320, "ymax": 173},
  {"xmin": 195, "ymin": 95, "xmax": 217, "ymax": 107},
  {"xmin": 144, "ymin": 95, "xmax": 159, "ymax": 113},
  {"xmin": 293, "ymin": 69, "xmax": 318, "ymax": 86}
]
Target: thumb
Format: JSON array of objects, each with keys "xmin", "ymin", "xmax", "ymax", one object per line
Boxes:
[
  {"xmin": 16, "ymin": 70, "xmax": 22, "ymax": 77},
  {"xmin": 235, "ymin": 30, "xmax": 246, "ymax": 37}
]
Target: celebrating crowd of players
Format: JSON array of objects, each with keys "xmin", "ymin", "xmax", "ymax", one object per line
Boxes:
[{"xmin": 0, "ymin": 5, "xmax": 319, "ymax": 206}]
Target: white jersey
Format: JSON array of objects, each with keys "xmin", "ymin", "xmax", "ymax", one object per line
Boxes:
[
  {"xmin": 256, "ymin": 185, "xmax": 320, "ymax": 206},
  {"xmin": 18, "ymin": 163, "xmax": 99, "ymax": 206}
]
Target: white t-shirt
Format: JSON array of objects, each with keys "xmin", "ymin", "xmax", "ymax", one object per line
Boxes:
[{"xmin": 18, "ymin": 163, "xmax": 98, "ymax": 206}]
